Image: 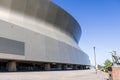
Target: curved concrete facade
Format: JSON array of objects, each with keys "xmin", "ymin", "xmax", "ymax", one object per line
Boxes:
[{"xmin": 0, "ymin": 0, "xmax": 90, "ymax": 71}]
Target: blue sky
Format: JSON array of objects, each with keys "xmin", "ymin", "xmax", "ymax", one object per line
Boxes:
[{"xmin": 52, "ymin": 0, "xmax": 120, "ymax": 65}]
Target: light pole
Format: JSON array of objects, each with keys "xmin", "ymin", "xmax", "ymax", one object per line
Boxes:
[{"xmin": 93, "ymin": 46, "xmax": 97, "ymax": 74}]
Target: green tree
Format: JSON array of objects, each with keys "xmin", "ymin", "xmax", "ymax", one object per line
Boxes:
[
  {"xmin": 97, "ymin": 64, "xmax": 103, "ymax": 70},
  {"xmin": 104, "ymin": 59, "xmax": 112, "ymax": 72}
]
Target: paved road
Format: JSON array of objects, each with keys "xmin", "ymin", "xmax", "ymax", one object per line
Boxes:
[{"xmin": 0, "ymin": 70, "xmax": 108, "ymax": 80}]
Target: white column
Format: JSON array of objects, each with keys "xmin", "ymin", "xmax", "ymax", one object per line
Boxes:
[
  {"xmin": 7, "ymin": 61, "xmax": 16, "ymax": 72},
  {"xmin": 45, "ymin": 63, "xmax": 51, "ymax": 71}
]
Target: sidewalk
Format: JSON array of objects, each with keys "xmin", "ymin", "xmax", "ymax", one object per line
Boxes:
[{"xmin": 0, "ymin": 70, "xmax": 108, "ymax": 80}]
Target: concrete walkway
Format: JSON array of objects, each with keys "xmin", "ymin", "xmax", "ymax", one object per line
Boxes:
[{"xmin": 0, "ymin": 70, "xmax": 108, "ymax": 80}]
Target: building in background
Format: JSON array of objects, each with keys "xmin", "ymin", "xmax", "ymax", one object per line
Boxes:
[{"xmin": 0, "ymin": 0, "xmax": 90, "ymax": 71}]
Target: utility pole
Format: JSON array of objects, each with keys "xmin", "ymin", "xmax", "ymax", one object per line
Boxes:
[{"xmin": 93, "ymin": 46, "xmax": 97, "ymax": 74}]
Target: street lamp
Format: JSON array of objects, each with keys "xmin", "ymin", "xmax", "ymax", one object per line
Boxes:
[{"xmin": 93, "ymin": 46, "xmax": 97, "ymax": 74}]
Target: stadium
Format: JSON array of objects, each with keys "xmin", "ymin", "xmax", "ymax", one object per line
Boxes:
[{"xmin": 0, "ymin": 0, "xmax": 90, "ymax": 71}]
